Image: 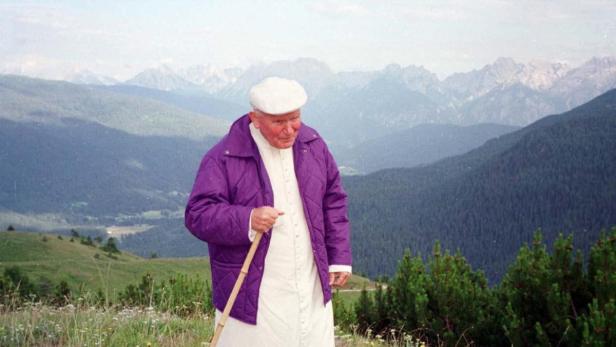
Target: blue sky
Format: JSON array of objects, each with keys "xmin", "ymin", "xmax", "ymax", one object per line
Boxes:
[{"xmin": 1, "ymin": 0, "xmax": 615, "ymax": 80}]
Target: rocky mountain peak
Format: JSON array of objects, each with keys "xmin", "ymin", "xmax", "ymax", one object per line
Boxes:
[
  {"xmin": 177, "ymin": 64, "xmax": 243, "ymax": 93},
  {"xmin": 124, "ymin": 65, "xmax": 198, "ymax": 91},
  {"xmin": 67, "ymin": 70, "xmax": 119, "ymax": 86}
]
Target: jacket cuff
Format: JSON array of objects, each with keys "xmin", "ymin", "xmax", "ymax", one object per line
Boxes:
[
  {"xmin": 248, "ymin": 209, "xmax": 257, "ymax": 242},
  {"xmin": 328, "ymin": 264, "xmax": 352, "ymax": 273}
]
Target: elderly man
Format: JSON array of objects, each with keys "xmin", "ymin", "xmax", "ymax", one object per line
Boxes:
[{"xmin": 185, "ymin": 77, "xmax": 352, "ymax": 346}]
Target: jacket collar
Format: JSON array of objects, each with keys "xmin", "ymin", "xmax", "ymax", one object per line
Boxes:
[{"xmin": 223, "ymin": 114, "xmax": 319, "ymax": 158}]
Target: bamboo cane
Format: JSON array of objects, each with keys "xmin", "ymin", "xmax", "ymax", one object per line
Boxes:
[{"xmin": 210, "ymin": 232, "xmax": 263, "ymax": 347}]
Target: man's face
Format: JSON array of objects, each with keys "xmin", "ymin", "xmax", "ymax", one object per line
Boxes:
[{"xmin": 249, "ymin": 109, "xmax": 302, "ymax": 149}]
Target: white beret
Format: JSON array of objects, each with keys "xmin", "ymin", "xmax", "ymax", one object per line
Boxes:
[{"xmin": 249, "ymin": 77, "xmax": 308, "ymax": 115}]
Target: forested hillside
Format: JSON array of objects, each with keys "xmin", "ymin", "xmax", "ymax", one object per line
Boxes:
[
  {"xmin": 0, "ymin": 118, "xmax": 215, "ymax": 215},
  {"xmin": 345, "ymin": 89, "xmax": 616, "ymax": 282}
]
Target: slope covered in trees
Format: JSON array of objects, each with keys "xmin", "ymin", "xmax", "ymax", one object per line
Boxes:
[
  {"xmin": 0, "ymin": 118, "xmax": 216, "ymax": 215},
  {"xmin": 344, "ymin": 89, "xmax": 616, "ymax": 281}
]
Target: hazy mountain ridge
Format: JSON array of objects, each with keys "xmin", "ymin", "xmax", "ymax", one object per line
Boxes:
[
  {"xmin": 216, "ymin": 57, "xmax": 336, "ymax": 104},
  {"xmin": 177, "ymin": 64, "xmax": 244, "ymax": 93},
  {"xmin": 67, "ymin": 69, "xmax": 120, "ymax": 86},
  {"xmin": 98, "ymin": 84, "xmax": 245, "ymax": 121},
  {"xmin": 457, "ymin": 83, "xmax": 565, "ymax": 125},
  {"xmin": 336, "ymin": 123, "xmax": 519, "ymax": 174},
  {"xmin": 125, "ymin": 65, "xmax": 201, "ymax": 92},
  {"xmin": 0, "ymin": 74, "xmax": 228, "ymax": 140},
  {"xmin": 548, "ymin": 56, "xmax": 616, "ymax": 109},
  {"xmin": 443, "ymin": 57, "xmax": 570, "ymax": 100}
]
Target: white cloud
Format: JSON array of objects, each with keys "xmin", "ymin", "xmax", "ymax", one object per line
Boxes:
[
  {"xmin": 1, "ymin": 54, "xmax": 66, "ymax": 79},
  {"xmin": 0, "ymin": 1, "xmax": 614, "ymax": 80},
  {"xmin": 398, "ymin": 7, "xmax": 470, "ymax": 21},
  {"xmin": 308, "ymin": 1, "xmax": 371, "ymax": 17}
]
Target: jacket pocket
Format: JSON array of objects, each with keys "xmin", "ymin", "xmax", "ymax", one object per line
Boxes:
[{"xmin": 210, "ymin": 258, "xmax": 242, "ymax": 305}]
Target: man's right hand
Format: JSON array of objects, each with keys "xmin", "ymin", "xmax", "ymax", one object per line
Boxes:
[{"xmin": 251, "ymin": 206, "xmax": 284, "ymax": 233}]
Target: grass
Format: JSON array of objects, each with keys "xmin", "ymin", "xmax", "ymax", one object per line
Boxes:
[
  {"xmin": 0, "ymin": 303, "xmax": 424, "ymax": 347},
  {"xmin": 0, "ymin": 303, "xmax": 213, "ymax": 347},
  {"xmin": 335, "ymin": 326, "xmax": 427, "ymax": 347},
  {"xmin": 0, "ymin": 232, "xmax": 212, "ymax": 299},
  {"xmin": 0, "ymin": 231, "xmax": 371, "ymax": 301}
]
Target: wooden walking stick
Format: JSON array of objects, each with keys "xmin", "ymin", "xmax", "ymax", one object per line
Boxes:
[{"xmin": 210, "ymin": 232, "xmax": 263, "ymax": 346}]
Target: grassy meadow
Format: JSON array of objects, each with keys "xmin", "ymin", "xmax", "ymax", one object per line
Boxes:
[
  {"xmin": 0, "ymin": 231, "xmax": 212, "ymax": 301},
  {"xmin": 0, "ymin": 231, "xmax": 371, "ymax": 299},
  {"xmin": 0, "ymin": 303, "xmax": 422, "ymax": 347},
  {"xmin": 0, "ymin": 231, "xmax": 400, "ymax": 347}
]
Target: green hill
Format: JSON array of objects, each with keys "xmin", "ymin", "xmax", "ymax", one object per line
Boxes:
[
  {"xmin": 0, "ymin": 231, "xmax": 370, "ymax": 299},
  {"xmin": 0, "ymin": 231, "xmax": 211, "ymax": 298}
]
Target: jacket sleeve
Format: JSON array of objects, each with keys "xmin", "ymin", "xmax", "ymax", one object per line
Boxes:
[
  {"xmin": 322, "ymin": 145, "xmax": 352, "ymax": 267},
  {"xmin": 185, "ymin": 155, "xmax": 253, "ymax": 246}
]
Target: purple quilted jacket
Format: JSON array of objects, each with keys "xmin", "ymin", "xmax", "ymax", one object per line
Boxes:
[{"xmin": 185, "ymin": 114, "xmax": 352, "ymax": 324}]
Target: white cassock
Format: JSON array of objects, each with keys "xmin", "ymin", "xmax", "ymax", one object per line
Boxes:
[{"xmin": 214, "ymin": 123, "xmax": 336, "ymax": 347}]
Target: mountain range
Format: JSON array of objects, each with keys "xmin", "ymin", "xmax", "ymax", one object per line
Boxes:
[{"xmin": 65, "ymin": 56, "xmax": 616, "ymax": 151}]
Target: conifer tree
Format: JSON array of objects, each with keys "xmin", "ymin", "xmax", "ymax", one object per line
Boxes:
[
  {"xmin": 354, "ymin": 284, "xmax": 376, "ymax": 334},
  {"xmin": 3, "ymin": 266, "xmax": 35, "ymax": 299},
  {"xmin": 500, "ymin": 231, "xmax": 553, "ymax": 345},
  {"xmin": 372, "ymin": 282, "xmax": 392, "ymax": 334},
  {"xmin": 578, "ymin": 299, "xmax": 616, "ymax": 346},
  {"xmin": 588, "ymin": 228, "xmax": 616, "ymax": 308},
  {"xmin": 101, "ymin": 237, "xmax": 120, "ymax": 254},
  {"xmin": 391, "ymin": 249, "xmax": 428, "ymax": 332},
  {"xmin": 332, "ymin": 290, "xmax": 354, "ymax": 331},
  {"xmin": 54, "ymin": 280, "xmax": 71, "ymax": 305},
  {"xmin": 425, "ymin": 243, "xmax": 500, "ymax": 345},
  {"xmin": 580, "ymin": 228, "xmax": 616, "ymax": 346},
  {"xmin": 500, "ymin": 231, "xmax": 592, "ymax": 345}
]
